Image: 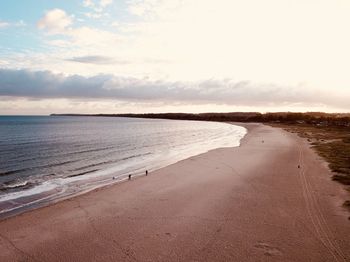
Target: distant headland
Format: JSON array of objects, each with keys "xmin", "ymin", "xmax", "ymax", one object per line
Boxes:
[{"xmin": 51, "ymin": 112, "xmax": 350, "ymax": 127}]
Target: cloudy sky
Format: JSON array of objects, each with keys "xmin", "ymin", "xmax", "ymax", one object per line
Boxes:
[{"xmin": 1, "ymin": 0, "xmax": 350, "ymax": 114}]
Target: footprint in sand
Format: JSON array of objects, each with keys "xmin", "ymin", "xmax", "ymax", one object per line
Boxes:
[{"xmin": 254, "ymin": 242, "xmax": 282, "ymax": 257}]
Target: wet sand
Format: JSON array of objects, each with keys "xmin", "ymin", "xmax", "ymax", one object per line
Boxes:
[{"xmin": 0, "ymin": 123, "xmax": 349, "ymax": 261}]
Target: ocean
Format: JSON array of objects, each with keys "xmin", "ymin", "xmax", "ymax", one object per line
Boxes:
[{"xmin": 0, "ymin": 116, "xmax": 246, "ymax": 217}]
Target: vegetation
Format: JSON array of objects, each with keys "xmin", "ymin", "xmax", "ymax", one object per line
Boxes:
[
  {"xmin": 267, "ymin": 120, "xmax": 350, "ymax": 212},
  {"xmin": 270, "ymin": 123, "xmax": 350, "ymax": 185},
  {"xmin": 51, "ymin": 112, "xmax": 350, "ymax": 127}
]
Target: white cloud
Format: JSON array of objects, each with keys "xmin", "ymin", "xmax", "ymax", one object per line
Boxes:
[
  {"xmin": 117, "ymin": 0, "xmax": 350, "ymax": 89},
  {"xmin": 83, "ymin": 0, "xmax": 95, "ymax": 8},
  {"xmin": 100, "ymin": 0, "xmax": 113, "ymax": 8},
  {"xmin": 128, "ymin": 0, "xmax": 182, "ymax": 18},
  {"xmin": 37, "ymin": 9, "xmax": 73, "ymax": 34},
  {"xmin": 83, "ymin": 0, "xmax": 113, "ymax": 9},
  {"xmin": 0, "ymin": 20, "xmax": 25, "ymax": 28},
  {"xmin": 0, "ymin": 21, "xmax": 10, "ymax": 28},
  {"xmin": 5, "ymin": 0, "xmax": 349, "ymax": 114},
  {"xmin": 67, "ymin": 26, "xmax": 123, "ymax": 50},
  {"xmin": 29, "ymin": 0, "xmax": 350, "ymax": 86},
  {"xmin": 111, "ymin": 21, "xmax": 119, "ymax": 27},
  {"xmin": 3, "ymin": 97, "xmax": 265, "ymax": 115},
  {"xmin": 47, "ymin": 39, "xmax": 71, "ymax": 48},
  {"xmin": 82, "ymin": 0, "xmax": 113, "ymax": 16},
  {"xmin": 85, "ymin": 12, "xmax": 103, "ymax": 19}
]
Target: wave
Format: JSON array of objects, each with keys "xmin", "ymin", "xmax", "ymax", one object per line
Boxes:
[
  {"xmin": 0, "ymin": 159, "xmax": 80, "ymax": 177},
  {"xmin": 0, "ymin": 181, "xmax": 34, "ymax": 192},
  {"xmin": 0, "ymin": 144, "xmax": 116, "ymax": 165},
  {"xmin": 67, "ymin": 169, "xmax": 100, "ymax": 178},
  {"xmin": 0, "ymin": 118, "xmax": 247, "ymax": 218}
]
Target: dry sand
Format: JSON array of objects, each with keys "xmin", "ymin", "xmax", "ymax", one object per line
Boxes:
[{"xmin": 0, "ymin": 123, "xmax": 349, "ymax": 261}]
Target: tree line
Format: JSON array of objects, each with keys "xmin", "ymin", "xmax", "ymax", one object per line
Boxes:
[{"xmin": 51, "ymin": 112, "xmax": 350, "ymax": 127}]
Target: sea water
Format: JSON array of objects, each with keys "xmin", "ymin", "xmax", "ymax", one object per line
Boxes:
[{"xmin": 0, "ymin": 116, "xmax": 246, "ymax": 216}]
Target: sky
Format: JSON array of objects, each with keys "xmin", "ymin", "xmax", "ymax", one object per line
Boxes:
[{"xmin": 0, "ymin": 0, "xmax": 350, "ymax": 115}]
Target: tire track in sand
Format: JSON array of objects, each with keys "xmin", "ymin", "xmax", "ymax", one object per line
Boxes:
[{"xmin": 298, "ymin": 146, "xmax": 347, "ymax": 261}]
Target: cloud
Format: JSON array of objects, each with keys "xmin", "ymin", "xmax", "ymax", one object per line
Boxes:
[
  {"xmin": 84, "ymin": 12, "xmax": 103, "ymax": 19},
  {"xmin": 37, "ymin": 9, "xmax": 73, "ymax": 34},
  {"xmin": 47, "ymin": 39, "xmax": 71, "ymax": 47},
  {"xmin": 0, "ymin": 20, "xmax": 25, "ymax": 28},
  {"xmin": 128, "ymin": 0, "xmax": 182, "ymax": 18},
  {"xmin": 0, "ymin": 68, "xmax": 349, "ymax": 110},
  {"xmin": 0, "ymin": 21, "xmax": 10, "ymax": 28},
  {"xmin": 28, "ymin": 0, "xmax": 350, "ymax": 89},
  {"xmin": 66, "ymin": 55, "xmax": 124, "ymax": 64},
  {"xmin": 82, "ymin": 0, "xmax": 113, "ymax": 16},
  {"xmin": 67, "ymin": 26, "xmax": 122, "ymax": 49},
  {"xmin": 83, "ymin": 0, "xmax": 113, "ymax": 8},
  {"xmin": 83, "ymin": 0, "xmax": 95, "ymax": 8},
  {"xmin": 100, "ymin": 0, "xmax": 113, "ymax": 8},
  {"xmin": 65, "ymin": 55, "xmax": 163, "ymax": 65},
  {"xmin": 111, "ymin": 21, "xmax": 119, "ymax": 27}
]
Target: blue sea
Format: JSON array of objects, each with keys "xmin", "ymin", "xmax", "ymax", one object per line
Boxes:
[{"xmin": 0, "ymin": 116, "xmax": 246, "ymax": 216}]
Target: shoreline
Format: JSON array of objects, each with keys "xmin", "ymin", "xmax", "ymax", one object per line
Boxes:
[
  {"xmin": 0, "ymin": 123, "xmax": 349, "ymax": 261},
  {"xmin": 0, "ymin": 122, "xmax": 246, "ymax": 220}
]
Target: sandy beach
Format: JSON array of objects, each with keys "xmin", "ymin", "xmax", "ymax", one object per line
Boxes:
[{"xmin": 0, "ymin": 123, "xmax": 349, "ymax": 261}]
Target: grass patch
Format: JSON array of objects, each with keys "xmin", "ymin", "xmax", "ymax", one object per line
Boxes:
[
  {"xmin": 270, "ymin": 123, "xmax": 350, "ymax": 210},
  {"xmin": 270, "ymin": 123, "xmax": 350, "ymax": 184}
]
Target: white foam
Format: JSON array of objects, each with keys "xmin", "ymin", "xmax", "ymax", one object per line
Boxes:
[{"xmin": 0, "ymin": 180, "xmax": 58, "ymax": 202}]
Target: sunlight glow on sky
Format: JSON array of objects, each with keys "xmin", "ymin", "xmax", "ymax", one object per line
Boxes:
[{"xmin": 1, "ymin": 0, "xmax": 350, "ymax": 114}]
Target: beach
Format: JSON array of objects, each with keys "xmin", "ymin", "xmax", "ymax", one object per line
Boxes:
[{"xmin": 0, "ymin": 123, "xmax": 349, "ymax": 261}]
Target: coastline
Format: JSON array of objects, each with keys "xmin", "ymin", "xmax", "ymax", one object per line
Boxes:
[
  {"xmin": 0, "ymin": 123, "xmax": 349, "ymax": 261},
  {"xmin": 0, "ymin": 120, "xmax": 246, "ymax": 220}
]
